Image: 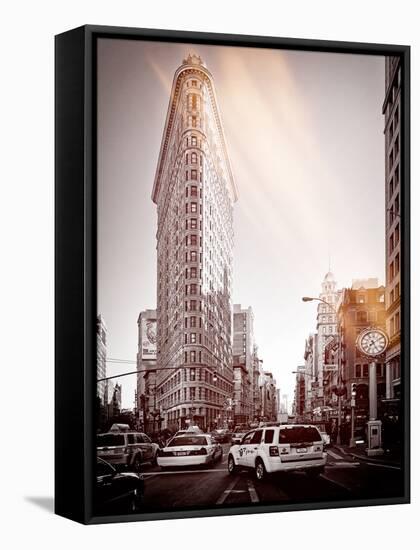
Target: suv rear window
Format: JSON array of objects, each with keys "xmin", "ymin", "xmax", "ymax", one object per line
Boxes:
[
  {"xmin": 279, "ymin": 427, "xmax": 322, "ymax": 444},
  {"xmin": 264, "ymin": 429, "xmax": 274, "ymax": 443},
  {"xmin": 96, "ymin": 434, "xmax": 125, "ymax": 447},
  {"xmin": 167, "ymin": 436, "xmax": 208, "ymax": 447}
]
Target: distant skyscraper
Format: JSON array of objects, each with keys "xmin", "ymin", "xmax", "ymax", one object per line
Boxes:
[
  {"xmin": 136, "ymin": 309, "xmax": 157, "ymax": 432},
  {"xmin": 152, "ymin": 54, "xmax": 237, "ymax": 430},
  {"xmin": 232, "ymin": 305, "xmax": 254, "ymax": 423},
  {"xmin": 383, "ymin": 56, "xmax": 401, "ymax": 401},
  {"xmin": 315, "ymin": 272, "xmax": 342, "ymax": 409},
  {"xmin": 96, "ymin": 314, "xmax": 107, "ymax": 405}
]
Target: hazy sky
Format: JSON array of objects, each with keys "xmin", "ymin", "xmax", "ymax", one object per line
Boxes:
[{"xmin": 97, "ymin": 39, "xmax": 385, "ymax": 409}]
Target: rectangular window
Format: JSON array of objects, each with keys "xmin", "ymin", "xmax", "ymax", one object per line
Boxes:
[
  {"xmin": 190, "ymin": 300, "xmax": 197, "ymax": 311},
  {"xmin": 190, "ymin": 185, "xmax": 198, "ymax": 197},
  {"xmin": 191, "ymin": 152, "xmax": 197, "ymax": 163},
  {"xmin": 363, "ymin": 364, "xmax": 369, "ymax": 377},
  {"xmin": 190, "ymin": 316, "xmax": 196, "ymax": 328},
  {"xmin": 190, "ymin": 333, "xmax": 197, "ymax": 344},
  {"xmin": 190, "ymin": 267, "xmax": 197, "ymax": 278},
  {"xmin": 355, "ymin": 364, "xmax": 361, "ymax": 378},
  {"xmin": 191, "ymin": 135, "xmax": 197, "ymax": 146},
  {"xmin": 190, "ymin": 368, "xmax": 196, "ymax": 381},
  {"xmin": 190, "ymin": 251, "xmax": 197, "ymax": 262},
  {"xmin": 191, "ymin": 170, "xmax": 197, "ymax": 180},
  {"xmin": 190, "ymin": 350, "xmax": 196, "ymax": 363},
  {"xmin": 190, "ymin": 234, "xmax": 197, "ymax": 246},
  {"xmin": 190, "ymin": 202, "xmax": 197, "ymax": 213}
]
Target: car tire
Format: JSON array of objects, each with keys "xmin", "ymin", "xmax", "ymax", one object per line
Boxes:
[
  {"xmin": 255, "ymin": 458, "xmax": 267, "ymax": 482},
  {"xmin": 227, "ymin": 454, "xmax": 237, "ymax": 475},
  {"xmin": 133, "ymin": 454, "xmax": 143, "ymax": 473},
  {"xmin": 306, "ymin": 466, "xmax": 324, "ymax": 478}
]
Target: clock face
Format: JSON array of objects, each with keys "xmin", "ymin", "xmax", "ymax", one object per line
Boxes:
[{"xmin": 357, "ymin": 329, "xmax": 388, "ymax": 357}]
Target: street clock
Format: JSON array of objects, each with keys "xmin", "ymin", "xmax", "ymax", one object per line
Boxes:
[{"xmin": 356, "ymin": 327, "xmax": 389, "ymax": 358}]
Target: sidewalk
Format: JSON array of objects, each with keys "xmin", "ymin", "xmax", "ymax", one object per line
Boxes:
[{"xmin": 333, "ymin": 443, "xmax": 402, "ymax": 468}]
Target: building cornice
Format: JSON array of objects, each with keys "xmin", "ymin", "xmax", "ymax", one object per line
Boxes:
[{"xmin": 152, "ymin": 62, "xmax": 238, "ymax": 205}]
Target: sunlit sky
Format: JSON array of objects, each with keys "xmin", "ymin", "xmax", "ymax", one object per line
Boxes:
[{"xmin": 97, "ymin": 39, "xmax": 385, "ymax": 410}]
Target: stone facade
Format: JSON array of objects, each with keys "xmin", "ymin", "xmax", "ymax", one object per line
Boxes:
[
  {"xmin": 383, "ymin": 56, "xmax": 401, "ymax": 402},
  {"xmin": 152, "ymin": 54, "xmax": 237, "ymax": 431},
  {"xmin": 337, "ymin": 283, "xmax": 386, "ymax": 419}
]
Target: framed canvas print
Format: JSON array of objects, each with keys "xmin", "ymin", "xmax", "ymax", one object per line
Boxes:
[{"xmin": 55, "ymin": 25, "xmax": 410, "ymax": 524}]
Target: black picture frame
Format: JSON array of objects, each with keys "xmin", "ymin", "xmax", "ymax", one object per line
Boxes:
[{"xmin": 55, "ymin": 24, "xmax": 410, "ymax": 525}]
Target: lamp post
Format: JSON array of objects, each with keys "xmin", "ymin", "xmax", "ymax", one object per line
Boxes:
[{"xmin": 302, "ymin": 296, "xmax": 344, "ymax": 445}]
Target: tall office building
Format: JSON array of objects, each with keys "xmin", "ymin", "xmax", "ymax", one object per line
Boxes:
[
  {"xmin": 232, "ymin": 305, "xmax": 254, "ymax": 424},
  {"xmin": 96, "ymin": 314, "xmax": 107, "ymax": 405},
  {"xmin": 152, "ymin": 54, "xmax": 237, "ymax": 430},
  {"xmin": 383, "ymin": 56, "xmax": 401, "ymax": 402},
  {"xmin": 315, "ymin": 272, "xmax": 341, "ymax": 409},
  {"xmin": 136, "ymin": 309, "xmax": 157, "ymax": 432}
]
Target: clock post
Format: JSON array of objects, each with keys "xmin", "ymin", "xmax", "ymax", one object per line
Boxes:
[{"xmin": 355, "ymin": 327, "xmax": 389, "ymax": 457}]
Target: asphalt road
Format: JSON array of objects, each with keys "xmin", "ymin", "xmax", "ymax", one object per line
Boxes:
[{"xmin": 138, "ymin": 444, "xmax": 404, "ymax": 513}]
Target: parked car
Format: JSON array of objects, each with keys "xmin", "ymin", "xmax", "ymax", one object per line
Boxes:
[
  {"xmin": 211, "ymin": 429, "xmax": 231, "ymax": 444},
  {"xmin": 310, "ymin": 422, "xmax": 331, "ymax": 447},
  {"xmin": 157, "ymin": 434, "xmax": 223, "ymax": 469},
  {"xmin": 97, "ymin": 431, "xmax": 159, "ymax": 472},
  {"xmin": 95, "ymin": 458, "xmax": 144, "ymax": 515},
  {"xmin": 231, "ymin": 425, "xmax": 249, "ymax": 445},
  {"xmin": 227, "ymin": 424, "xmax": 327, "ymax": 481}
]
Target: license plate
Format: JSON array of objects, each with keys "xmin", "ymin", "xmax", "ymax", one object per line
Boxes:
[
  {"xmin": 176, "ymin": 451, "xmax": 188, "ymax": 456},
  {"xmin": 296, "ymin": 447, "xmax": 307, "ymax": 453}
]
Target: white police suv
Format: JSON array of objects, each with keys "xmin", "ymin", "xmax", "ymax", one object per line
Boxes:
[{"xmin": 227, "ymin": 424, "xmax": 327, "ymax": 481}]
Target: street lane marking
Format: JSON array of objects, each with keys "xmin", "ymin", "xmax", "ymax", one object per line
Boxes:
[
  {"xmin": 326, "ymin": 461, "xmax": 360, "ymax": 468},
  {"xmin": 143, "ymin": 468, "xmax": 226, "ymax": 476},
  {"xmin": 320, "ymin": 473, "xmax": 352, "ymax": 493},
  {"xmin": 216, "ymin": 478, "xmax": 238, "ymax": 505},
  {"xmin": 327, "ymin": 450, "xmax": 344, "ymax": 461},
  {"xmin": 247, "ymin": 479, "xmax": 259, "ymax": 503},
  {"xmin": 364, "ymin": 462, "xmax": 402, "ymax": 470}
]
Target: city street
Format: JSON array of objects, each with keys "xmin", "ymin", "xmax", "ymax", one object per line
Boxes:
[{"xmin": 138, "ymin": 444, "xmax": 403, "ymax": 511}]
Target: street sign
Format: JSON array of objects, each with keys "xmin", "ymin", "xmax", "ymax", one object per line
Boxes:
[{"xmin": 323, "ymin": 364, "xmax": 338, "ymax": 371}]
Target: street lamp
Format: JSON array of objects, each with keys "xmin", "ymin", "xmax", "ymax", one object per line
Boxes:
[{"xmin": 301, "ymin": 295, "xmax": 345, "ymax": 445}]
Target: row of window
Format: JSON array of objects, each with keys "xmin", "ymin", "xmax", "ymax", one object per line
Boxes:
[
  {"xmin": 389, "ymin": 252, "xmax": 400, "ymax": 282},
  {"xmin": 389, "ymin": 311, "xmax": 400, "ymax": 337},
  {"xmin": 185, "ymin": 152, "xmax": 202, "ymax": 165},
  {"xmin": 354, "ymin": 363, "xmax": 384, "ymax": 378},
  {"xmin": 185, "ymin": 202, "xmax": 200, "ymax": 214},
  {"xmin": 388, "ymin": 163, "xmax": 400, "ymax": 199},
  {"xmin": 185, "ymin": 185, "xmax": 199, "ymax": 198},
  {"xmin": 389, "ymin": 223, "xmax": 400, "ymax": 253},
  {"xmin": 389, "ymin": 282, "xmax": 400, "ymax": 306},
  {"xmin": 159, "ymin": 367, "xmax": 232, "ymax": 396},
  {"xmin": 388, "ymin": 193, "xmax": 400, "ymax": 227},
  {"xmin": 388, "ymin": 134, "xmax": 400, "ymax": 170},
  {"xmin": 161, "ymin": 387, "xmax": 227, "ymax": 409},
  {"xmin": 185, "ymin": 332, "xmax": 201, "ymax": 344},
  {"xmin": 185, "ymin": 169, "xmax": 203, "ymax": 182}
]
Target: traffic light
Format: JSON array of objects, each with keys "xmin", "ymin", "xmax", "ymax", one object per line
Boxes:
[{"xmin": 351, "ymin": 383, "xmax": 357, "ymax": 398}]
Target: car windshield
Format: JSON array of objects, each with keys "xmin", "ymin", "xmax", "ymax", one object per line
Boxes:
[
  {"xmin": 279, "ymin": 427, "xmax": 322, "ymax": 444},
  {"xmin": 96, "ymin": 434, "xmax": 125, "ymax": 447},
  {"xmin": 167, "ymin": 436, "xmax": 208, "ymax": 447}
]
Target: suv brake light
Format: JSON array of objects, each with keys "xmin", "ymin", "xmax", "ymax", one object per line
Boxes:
[{"xmin": 269, "ymin": 446, "xmax": 279, "ymax": 456}]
